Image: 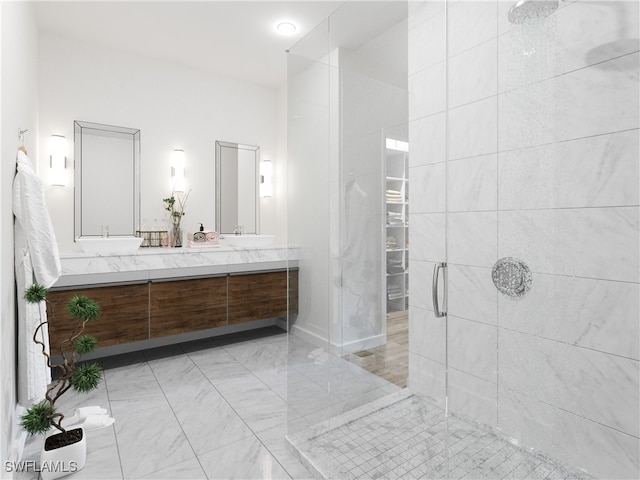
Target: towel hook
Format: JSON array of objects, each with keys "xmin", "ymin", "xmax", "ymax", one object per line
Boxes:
[
  {"xmin": 18, "ymin": 129, "xmax": 29, "ymax": 155},
  {"xmin": 18, "ymin": 128, "xmax": 28, "ymax": 146}
]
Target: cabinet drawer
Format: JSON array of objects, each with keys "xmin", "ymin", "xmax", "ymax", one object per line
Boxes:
[
  {"xmin": 149, "ymin": 276, "xmax": 227, "ymax": 338},
  {"xmin": 228, "ymin": 271, "xmax": 289, "ymax": 324},
  {"xmin": 47, "ymin": 283, "xmax": 149, "ymax": 350}
]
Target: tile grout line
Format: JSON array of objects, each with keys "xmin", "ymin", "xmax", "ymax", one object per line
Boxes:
[
  {"xmin": 141, "ymin": 347, "xmax": 211, "ymax": 480},
  {"xmin": 184, "ymin": 338, "xmax": 302, "ymax": 479}
]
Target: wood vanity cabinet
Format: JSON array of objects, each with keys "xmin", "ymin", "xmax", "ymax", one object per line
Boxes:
[
  {"xmin": 288, "ymin": 269, "xmax": 299, "ymax": 315},
  {"xmin": 228, "ymin": 271, "xmax": 290, "ymax": 325},
  {"xmin": 46, "ymin": 283, "xmax": 149, "ymax": 349},
  {"xmin": 149, "ymin": 276, "xmax": 227, "ymax": 338},
  {"xmin": 47, "ymin": 268, "xmax": 299, "ymax": 352}
]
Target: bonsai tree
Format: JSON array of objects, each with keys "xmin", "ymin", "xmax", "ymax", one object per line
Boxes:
[{"xmin": 20, "ymin": 284, "xmax": 103, "ymax": 437}]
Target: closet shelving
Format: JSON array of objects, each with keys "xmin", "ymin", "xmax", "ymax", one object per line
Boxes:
[{"xmin": 385, "ymin": 139, "xmax": 409, "ymax": 313}]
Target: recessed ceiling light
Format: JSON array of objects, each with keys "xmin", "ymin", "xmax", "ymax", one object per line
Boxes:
[{"xmin": 276, "ymin": 22, "xmax": 297, "ymax": 35}]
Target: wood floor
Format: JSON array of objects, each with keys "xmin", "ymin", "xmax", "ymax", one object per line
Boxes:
[{"xmin": 344, "ymin": 310, "xmax": 408, "ymax": 388}]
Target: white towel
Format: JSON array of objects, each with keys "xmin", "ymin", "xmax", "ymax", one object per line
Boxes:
[{"xmin": 14, "ymin": 150, "xmax": 62, "ymax": 405}]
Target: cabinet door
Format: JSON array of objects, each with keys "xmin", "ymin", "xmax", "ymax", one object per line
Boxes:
[
  {"xmin": 228, "ymin": 271, "xmax": 291, "ymax": 325},
  {"xmin": 47, "ymin": 283, "xmax": 149, "ymax": 350},
  {"xmin": 149, "ymin": 276, "xmax": 227, "ymax": 338},
  {"xmin": 288, "ymin": 269, "xmax": 299, "ymax": 315}
]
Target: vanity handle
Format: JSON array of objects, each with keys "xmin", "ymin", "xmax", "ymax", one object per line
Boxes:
[{"xmin": 432, "ymin": 262, "xmax": 447, "ymax": 318}]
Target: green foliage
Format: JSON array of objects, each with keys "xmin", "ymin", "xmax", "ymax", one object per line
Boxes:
[
  {"xmin": 24, "ymin": 284, "xmax": 47, "ymax": 304},
  {"xmin": 71, "ymin": 363, "xmax": 102, "ymax": 393},
  {"xmin": 22, "ymin": 285, "xmax": 104, "ymax": 435},
  {"xmin": 163, "ymin": 195, "xmax": 184, "ymax": 224},
  {"xmin": 67, "ymin": 295, "xmax": 101, "ymax": 322},
  {"xmin": 75, "ymin": 335, "xmax": 98, "ymax": 354},
  {"xmin": 20, "ymin": 402, "xmax": 54, "ymax": 435},
  {"xmin": 163, "ymin": 190, "xmax": 190, "ymax": 227}
]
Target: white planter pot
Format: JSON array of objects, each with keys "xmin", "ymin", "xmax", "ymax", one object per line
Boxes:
[{"xmin": 40, "ymin": 428, "xmax": 86, "ymax": 480}]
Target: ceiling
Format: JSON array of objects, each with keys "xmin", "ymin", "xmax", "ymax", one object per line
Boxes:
[{"xmin": 34, "ymin": 1, "xmax": 407, "ymax": 90}]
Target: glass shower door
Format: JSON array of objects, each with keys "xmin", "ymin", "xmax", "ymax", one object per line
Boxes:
[{"xmin": 441, "ymin": 1, "xmax": 640, "ymax": 478}]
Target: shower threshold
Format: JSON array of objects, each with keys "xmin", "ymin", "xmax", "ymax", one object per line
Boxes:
[{"xmin": 287, "ymin": 390, "xmax": 590, "ymax": 480}]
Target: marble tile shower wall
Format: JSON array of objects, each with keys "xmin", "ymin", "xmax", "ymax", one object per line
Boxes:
[{"xmin": 407, "ymin": 1, "xmax": 639, "ymax": 478}]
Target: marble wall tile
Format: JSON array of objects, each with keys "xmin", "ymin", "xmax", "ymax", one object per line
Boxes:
[
  {"xmin": 409, "ymin": 305, "xmax": 446, "ymax": 364},
  {"xmin": 447, "ymin": 0, "xmax": 498, "ymax": 57},
  {"xmin": 447, "ymin": 265, "xmax": 497, "ymax": 326},
  {"xmin": 408, "ymin": 352, "xmax": 446, "ymax": 408},
  {"xmin": 499, "ymin": 52, "xmax": 640, "ymax": 151},
  {"xmin": 499, "ymin": 273, "xmax": 640, "ymax": 360},
  {"xmin": 499, "ymin": 386, "xmax": 640, "ymax": 479},
  {"xmin": 498, "ymin": 129, "xmax": 640, "ymax": 210},
  {"xmin": 409, "ymin": 61, "xmax": 446, "ymax": 120},
  {"xmin": 448, "ymin": 154, "xmax": 498, "ymax": 212},
  {"xmin": 449, "ymin": 38, "xmax": 498, "ymax": 108},
  {"xmin": 409, "ymin": 112, "xmax": 446, "ymax": 167},
  {"xmin": 409, "ymin": 162, "xmax": 446, "ymax": 213},
  {"xmin": 448, "ymin": 368, "xmax": 497, "ymax": 427},
  {"xmin": 448, "ymin": 96, "xmax": 498, "ymax": 160},
  {"xmin": 409, "ymin": 213, "xmax": 446, "ymax": 262},
  {"xmin": 499, "ymin": 207, "xmax": 640, "ymax": 282},
  {"xmin": 409, "ymin": 10, "xmax": 446, "ymax": 74},
  {"xmin": 447, "ymin": 212, "xmax": 498, "ymax": 267},
  {"xmin": 409, "ymin": 259, "xmax": 436, "ymax": 311},
  {"xmin": 448, "ymin": 316, "xmax": 498, "ymax": 382},
  {"xmin": 408, "ymin": 0, "xmax": 445, "ymax": 33},
  {"xmin": 499, "ymin": 329, "xmax": 640, "ymax": 437},
  {"xmin": 498, "ymin": 1, "xmax": 639, "ymax": 92}
]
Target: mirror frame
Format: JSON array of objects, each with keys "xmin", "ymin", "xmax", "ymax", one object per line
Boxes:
[
  {"xmin": 74, "ymin": 120, "xmax": 141, "ymax": 239},
  {"xmin": 215, "ymin": 140, "xmax": 260, "ymax": 234}
]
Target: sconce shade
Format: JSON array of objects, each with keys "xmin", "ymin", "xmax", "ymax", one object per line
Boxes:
[
  {"xmin": 171, "ymin": 149, "xmax": 185, "ymax": 192},
  {"xmin": 49, "ymin": 134, "xmax": 67, "ymax": 187},
  {"xmin": 260, "ymin": 159, "xmax": 273, "ymax": 197}
]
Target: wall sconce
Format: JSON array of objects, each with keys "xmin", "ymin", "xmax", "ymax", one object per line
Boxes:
[
  {"xmin": 171, "ymin": 149, "xmax": 185, "ymax": 192},
  {"xmin": 260, "ymin": 159, "xmax": 273, "ymax": 197},
  {"xmin": 49, "ymin": 134, "xmax": 67, "ymax": 187}
]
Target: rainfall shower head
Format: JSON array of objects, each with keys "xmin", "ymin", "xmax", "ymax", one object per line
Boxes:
[{"xmin": 508, "ymin": 0, "xmax": 559, "ymax": 24}]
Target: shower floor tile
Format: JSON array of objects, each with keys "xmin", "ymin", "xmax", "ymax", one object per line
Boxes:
[{"xmin": 287, "ymin": 390, "xmax": 590, "ymax": 480}]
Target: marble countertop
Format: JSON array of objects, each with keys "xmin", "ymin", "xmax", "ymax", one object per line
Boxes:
[{"xmin": 54, "ymin": 244, "xmax": 299, "ymax": 288}]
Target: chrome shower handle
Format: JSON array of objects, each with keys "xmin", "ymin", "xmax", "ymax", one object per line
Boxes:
[{"xmin": 432, "ymin": 262, "xmax": 447, "ymax": 318}]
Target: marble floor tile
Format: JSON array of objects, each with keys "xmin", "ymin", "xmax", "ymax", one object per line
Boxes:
[
  {"xmin": 18, "ymin": 327, "xmax": 400, "ymax": 480},
  {"xmin": 137, "ymin": 457, "xmax": 207, "ymax": 480},
  {"xmin": 197, "ymin": 436, "xmax": 291, "ymax": 480},
  {"xmin": 114, "ymin": 403, "xmax": 196, "ymax": 479}
]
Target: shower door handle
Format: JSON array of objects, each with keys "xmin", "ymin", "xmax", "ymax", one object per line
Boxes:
[{"xmin": 432, "ymin": 262, "xmax": 447, "ymax": 317}]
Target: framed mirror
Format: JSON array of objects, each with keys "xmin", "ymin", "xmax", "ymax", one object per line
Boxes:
[
  {"xmin": 215, "ymin": 141, "xmax": 260, "ymax": 234},
  {"xmin": 74, "ymin": 121, "xmax": 140, "ymax": 238}
]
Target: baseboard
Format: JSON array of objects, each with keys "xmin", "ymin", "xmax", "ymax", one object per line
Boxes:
[
  {"xmin": 8, "ymin": 404, "xmax": 26, "ymax": 464},
  {"xmin": 289, "ymin": 325, "xmax": 386, "ymax": 355}
]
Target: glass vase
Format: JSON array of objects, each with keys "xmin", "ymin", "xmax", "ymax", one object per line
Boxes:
[{"xmin": 169, "ymin": 226, "xmax": 183, "ymax": 248}]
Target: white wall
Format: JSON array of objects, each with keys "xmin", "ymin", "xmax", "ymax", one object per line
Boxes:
[
  {"xmin": 38, "ymin": 32, "xmax": 280, "ymax": 252},
  {"xmin": 408, "ymin": 1, "xmax": 639, "ymax": 477},
  {"xmin": 0, "ymin": 1, "xmax": 39, "ymax": 473}
]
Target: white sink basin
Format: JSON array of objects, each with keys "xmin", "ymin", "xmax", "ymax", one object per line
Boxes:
[
  {"xmin": 222, "ymin": 235, "xmax": 275, "ymax": 247},
  {"xmin": 76, "ymin": 236, "xmax": 144, "ymax": 253}
]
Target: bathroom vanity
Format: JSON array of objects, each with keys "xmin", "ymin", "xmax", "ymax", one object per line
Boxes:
[{"xmin": 47, "ymin": 245, "xmax": 298, "ymax": 358}]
